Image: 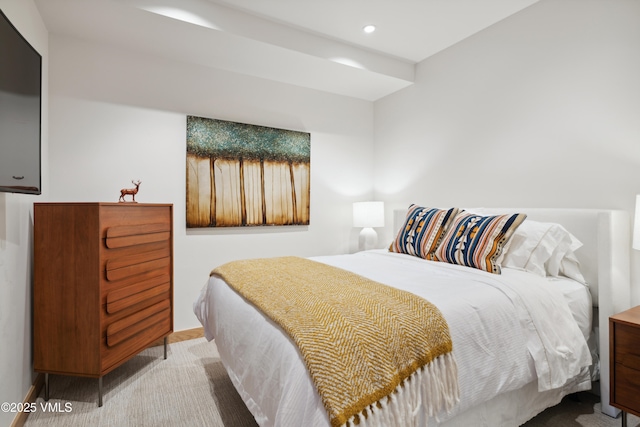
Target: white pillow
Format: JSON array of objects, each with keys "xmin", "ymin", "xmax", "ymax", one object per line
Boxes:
[
  {"xmin": 460, "ymin": 209, "xmax": 587, "ymax": 283},
  {"xmin": 545, "ymin": 229, "xmax": 582, "ymax": 276},
  {"xmin": 557, "ymin": 250, "xmax": 587, "ymax": 284},
  {"xmin": 502, "ymin": 219, "xmax": 584, "ymax": 280}
]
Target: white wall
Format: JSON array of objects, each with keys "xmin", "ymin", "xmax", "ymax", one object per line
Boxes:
[
  {"xmin": 0, "ymin": 1, "xmax": 48, "ymax": 425},
  {"xmin": 374, "ymin": 0, "xmax": 640, "ymax": 301},
  {"xmin": 46, "ymin": 35, "xmax": 375, "ymax": 332}
]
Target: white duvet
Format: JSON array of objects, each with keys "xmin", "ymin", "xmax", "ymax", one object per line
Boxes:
[{"xmin": 194, "ymin": 250, "xmax": 593, "ymax": 426}]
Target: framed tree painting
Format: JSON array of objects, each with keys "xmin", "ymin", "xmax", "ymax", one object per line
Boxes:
[{"xmin": 186, "ymin": 116, "xmax": 310, "ymax": 228}]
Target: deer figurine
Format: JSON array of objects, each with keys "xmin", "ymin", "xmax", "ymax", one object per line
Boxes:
[{"xmin": 119, "ymin": 180, "xmax": 141, "ymax": 202}]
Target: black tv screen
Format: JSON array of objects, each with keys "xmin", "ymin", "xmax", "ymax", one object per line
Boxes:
[{"xmin": 0, "ymin": 9, "xmax": 42, "ymax": 195}]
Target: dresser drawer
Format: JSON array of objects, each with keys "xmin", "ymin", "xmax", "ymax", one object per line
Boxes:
[
  {"xmin": 101, "ymin": 314, "xmax": 171, "ymax": 373},
  {"xmin": 106, "ymin": 275, "xmax": 171, "ymax": 314},
  {"xmin": 105, "ymin": 247, "xmax": 171, "ymax": 281},
  {"xmin": 614, "ymin": 363, "xmax": 640, "ymax": 411},
  {"xmin": 101, "ymin": 263, "xmax": 171, "ymax": 304},
  {"xmin": 106, "ymin": 300, "xmax": 171, "ymax": 346},
  {"xmin": 106, "ymin": 223, "xmax": 171, "ymax": 249},
  {"xmin": 614, "ymin": 323, "xmax": 640, "ymax": 369},
  {"xmin": 100, "ymin": 204, "xmax": 172, "ymax": 231}
]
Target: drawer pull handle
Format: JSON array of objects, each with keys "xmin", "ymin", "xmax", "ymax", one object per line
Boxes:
[
  {"xmin": 107, "ymin": 308, "xmax": 171, "ymax": 347},
  {"xmin": 106, "ymin": 223, "xmax": 170, "ymax": 248},
  {"xmin": 107, "ymin": 283, "xmax": 170, "ymax": 314},
  {"xmin": 106, "ymin": 248, "xmax": 169, "ymax": 270},
  {"xmin": 106, "ymin": 258, "xmax": 169, "ymax": 282},
  {"xmin": 107, "ymin": 223, "xmax": 170, "ymax": 238},
  {"xmin": 106, "ymin": 232, "xmax": 170, "ymax": 249},
  {"xmin": 107, "ymin": 300, "xmax": 170, "ymax": 337},
  {"xmin": 107, "ymin": 274, "xmax": 169, "ymax": 304}
]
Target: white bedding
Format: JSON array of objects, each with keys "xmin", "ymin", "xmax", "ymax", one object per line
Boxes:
[{"xmin": 194, "ymin": 250, "xmax": 593, "ymax": 426}]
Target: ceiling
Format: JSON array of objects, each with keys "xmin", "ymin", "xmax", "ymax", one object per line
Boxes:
[{"xmin": 35, "ymin": 0, "xmax": 538, "ymax": 101}]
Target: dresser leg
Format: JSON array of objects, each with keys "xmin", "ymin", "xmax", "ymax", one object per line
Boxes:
[
  {"xmin": 98, "ymin": 377, "xmax": 103, "ymax": 407},
  {"xmin": 164, "ymin": 336, "xmax": 168, "ymax": 359},
  {"xmin": 622, "ymin": 410, "xmax": 627, "ymax": 427},
  {"xmin": 44, "ymin": 373, "xmax": 49, "ymax": 401}
]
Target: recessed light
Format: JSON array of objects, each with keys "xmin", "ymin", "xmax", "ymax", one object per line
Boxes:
[{"xmin": 363, "ymin": 24, "xmax": 376, "ymax": 34}]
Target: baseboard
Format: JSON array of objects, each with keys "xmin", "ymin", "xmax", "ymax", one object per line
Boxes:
[
  {"xmin": 10, "ymin": 373, "xmax": 44, "ymax": 427},
  {"xmin": 14, "ymin": 327, "xmax": 205, "ymax": 426},
  {"xmin": 150, "ymin": 327, "xmax": 205, "ymax": 346}
]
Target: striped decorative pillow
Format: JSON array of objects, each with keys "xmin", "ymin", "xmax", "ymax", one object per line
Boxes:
[
  {"xmin": 389, "ymin": 205, "xmax": 459, "ymax": 260},
  {"xmin": 434, "ymin": 212, "xmax": 527, "ymax": 274}
]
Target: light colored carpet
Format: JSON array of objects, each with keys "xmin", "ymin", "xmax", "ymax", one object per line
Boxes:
[
  {"xmin": 25, "ymin": 338, "xmax": 257, "ymax": 427},
  {"xmin": 24, "ymin": 338, "xmax": 638, "ymax": 427},
  {"xmin": 524, "ymin": 392, "xmax": 638, "ymax": 427}
]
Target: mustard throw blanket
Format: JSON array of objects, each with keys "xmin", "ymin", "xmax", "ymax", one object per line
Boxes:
[{"xmin": 212, "ymin": 257, "xmax": 459, "ymax": 427}]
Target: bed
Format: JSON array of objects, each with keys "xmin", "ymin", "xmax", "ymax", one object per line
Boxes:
[{"xmin": 194, "ymin": 206, "xmax": 631, "ymax": 426}]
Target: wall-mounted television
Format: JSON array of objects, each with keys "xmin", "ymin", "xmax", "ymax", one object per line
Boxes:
[{"xmin": 0, "ymin": 9, "xmax": 42, "ymax": 195}]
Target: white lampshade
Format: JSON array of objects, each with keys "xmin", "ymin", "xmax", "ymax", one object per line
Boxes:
[
  {"xmin": 634, "ymin": 195, "xmax": 640, "ymax": 250},
  {"xmin": 353, "ymin": 201, "xmax": 385, "ymax": 228},
  {"xmin": 353, "ymin": 201, "xmax": 384, "ymax": 251}
]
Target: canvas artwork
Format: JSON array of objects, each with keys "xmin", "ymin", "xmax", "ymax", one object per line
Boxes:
[{"xmin": 186, "ymin": 116, "xmax": 311, "ymax": 228}]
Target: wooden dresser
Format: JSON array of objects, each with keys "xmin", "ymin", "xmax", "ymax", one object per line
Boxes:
[
  {"xmin": 33, "ymin": 202, "xmax": 173, "ymax": 405},
  {"xmin": 610, "ymin": 305, "xmax": 640, "ymax": 425}
]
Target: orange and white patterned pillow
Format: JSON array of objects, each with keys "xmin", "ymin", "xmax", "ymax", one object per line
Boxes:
[
  {"xmin": 434, "ymin": 211, "xmax": 526, "ymax": 274},
  {"xmin": 389, "ymin": 205, "xmax": 459, "ymax": 260}
]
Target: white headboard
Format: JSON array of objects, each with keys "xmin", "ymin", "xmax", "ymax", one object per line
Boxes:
[{"xmin": 393, "ymin": 207, "xmax": 631, "ymax": 416}]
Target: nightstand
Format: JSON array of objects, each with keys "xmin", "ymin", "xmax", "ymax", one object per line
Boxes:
[{"xmin": 610, "ymin": 305, "xmax": 640, "ymax": 426}]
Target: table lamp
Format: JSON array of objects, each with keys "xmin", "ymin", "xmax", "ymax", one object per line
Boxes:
[{"xmin": 353, "ymin": 201, "xmax": 384, "ymax": 251}]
